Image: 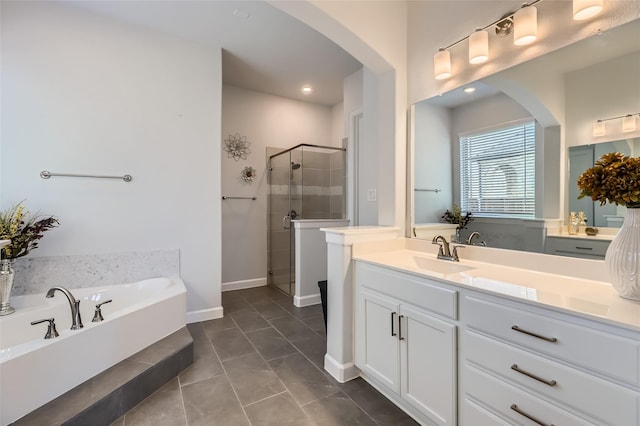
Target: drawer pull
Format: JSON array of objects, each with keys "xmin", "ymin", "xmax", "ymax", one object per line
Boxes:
[
  {"xmin": 510, "ymin": 404, "xmax": 555, "ymax": 426},
  {"xmin": 511, "ymin": 325, "xmax": 557, "ymax": 343},
  {"xmin": 398, "ymin": 315, "xmax": 405, "ymax": 340},
  {"xmin": 511, "ymin": 364, "xmax": 557, "ymax": 387},
  {"xmin": 391, "ymin": 312, "xmax": 397, "ymax": 337},
  {"xmin": 575, "ymin": 246, "xmax": 593, "ymax": 250}
]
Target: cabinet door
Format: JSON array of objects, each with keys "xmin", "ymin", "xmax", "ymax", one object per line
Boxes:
[
  {"xmin": 360, "ymin": 289, "xmax": 401, "ymax": 393},
  {"xmin": 400, "ymin": 304, "xmax": 456, "ymax": 426}
]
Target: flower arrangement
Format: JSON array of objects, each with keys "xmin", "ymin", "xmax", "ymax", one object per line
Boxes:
[
  {"xmin": 0, "ymin": 203, "xmax": 59, "ymax": 259},
  {"xmin": 577, "ymin": 152, "xmax": 640, "ymax": 207},
  {"xmin": 441, "ymin": 204, "xmax": 473, "ymax": 230}
]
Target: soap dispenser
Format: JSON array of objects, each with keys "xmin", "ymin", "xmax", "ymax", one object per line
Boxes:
[
  {"xmin": 568, "ymin": 212, "xmax": 578, "ymax": 235},
  {"xmin": 577, "ymin": 212, "xmax": 587, "ymax": 235}
]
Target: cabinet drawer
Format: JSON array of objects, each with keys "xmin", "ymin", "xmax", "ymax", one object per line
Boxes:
[
  {"xmin": 463, "ymin": 330, "xmax": 638, "ymax": 426},
  {"xmin": 546, "ymin": 237, "xmax": 609, "ymax": 257},
  {"xmin": 462, "ymin": 364, "xmax": 596, "ymax": 426},
  {"xmin": 462, "ymin": 295, "xmax": 640, "ymax": 386},
  {"xmin": 356, "ymin": 262, "xmax": 457, "ymax": 319}
]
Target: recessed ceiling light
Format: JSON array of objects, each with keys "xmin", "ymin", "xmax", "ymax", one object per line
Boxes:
[
  {"xmin": 463, "ymin": 86, "xmax": 476, "ymax": 93},
  {"xmin": 302, "ymin": 85, "xmax": 313, "ymax": 94}
]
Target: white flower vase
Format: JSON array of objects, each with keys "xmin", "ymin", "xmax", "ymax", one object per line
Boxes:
[{"xmin": 605, "ymin": 207, "xmax": 640, "ymax": 300}]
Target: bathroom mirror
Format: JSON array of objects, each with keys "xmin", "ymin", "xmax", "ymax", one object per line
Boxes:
[{"xmin": 410, "ymin": 18, "xmax": 640, "ymax": 253}]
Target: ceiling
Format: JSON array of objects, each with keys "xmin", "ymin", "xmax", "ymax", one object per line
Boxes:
[{"xmin": 69, "ymin": 0, "xmax": 362, "ymax": 106}]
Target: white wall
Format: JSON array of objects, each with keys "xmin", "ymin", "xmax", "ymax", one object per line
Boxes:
[
  {"xmin": 220, "ymin": 85, "xmax": 337, "ymax": 286},
  {"xmin": 1, "ymin": 2, "xmax": 222, "ymax": 316}
]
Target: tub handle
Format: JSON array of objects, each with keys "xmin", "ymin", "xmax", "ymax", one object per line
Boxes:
[
  {"xmin": 31, "ymin": 318, "xmax": 60, "ymax": 339},
  {"xmin": 92, "ymin": 299, "xmax": 113, "ymax": 322}
]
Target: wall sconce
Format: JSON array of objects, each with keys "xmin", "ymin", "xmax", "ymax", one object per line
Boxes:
[
  {"xmin": 433, "ymin": 0, "xmax": 603, "ymax": 80},
  {"xmin": 592, "ymin": 113, "xmax": 640, "ymax": 137}
]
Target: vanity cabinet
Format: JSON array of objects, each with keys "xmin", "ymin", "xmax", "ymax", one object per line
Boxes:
[
  {"xmin": 354, "ymin": 262, "xmax": 457, "ymax": 426},
  {"xmin": 545, "ymin": 235, "xmax": 610, "ymax": 259},
  {"xmin": 459, "ymin": 292, "xmax": 639, "ymax": 426}
]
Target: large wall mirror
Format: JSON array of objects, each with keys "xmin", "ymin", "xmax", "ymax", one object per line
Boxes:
[{"xmin": 410, "ymin": 17, "xmax": 640, "ymax": 254}]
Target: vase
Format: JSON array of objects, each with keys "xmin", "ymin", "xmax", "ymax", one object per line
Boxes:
[
  {"xmin": 0, "ymin": 259, "xmax": 16, "ymax": 315},
  {"xmin": 605, "ymin": 207, "xmax": 640, "ymax": 300}
]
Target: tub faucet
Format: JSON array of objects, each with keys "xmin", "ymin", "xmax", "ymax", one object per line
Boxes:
[{"xmin": 46, "ymin": 286, "xmax": 83, "ymax": 330}]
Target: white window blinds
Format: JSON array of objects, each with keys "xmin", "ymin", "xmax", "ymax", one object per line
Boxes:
[{"xmin": 460, "ymin": 120, "xmax": 535, "ymax": 218}]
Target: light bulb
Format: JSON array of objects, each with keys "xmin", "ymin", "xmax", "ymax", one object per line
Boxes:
[
  {"xmin": 573, "ymin": 0, "xmax": 603, "ymax": 20},
  {"xmin": 434, "ymin": 49, "xmax": 451, "ymax": 80},
  {"xmin": 469, "ymin": 29, "xmax": 489, "ymax": 64},
  {"xmin": 514, "ymin": 5, "xmax": 537, "ymax": 46}
]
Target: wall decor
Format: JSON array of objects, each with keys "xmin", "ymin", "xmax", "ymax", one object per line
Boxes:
[
  {"xmin": 224, "ymin": 133, "xmax": 252, "ymax": 161},
  {"xmin": 241, "ymin": 166, "xmax": 256, "ymax": 183}
]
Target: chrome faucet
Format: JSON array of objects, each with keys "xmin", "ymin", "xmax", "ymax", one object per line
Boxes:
[
  {"xmin": 466, "ymin": 231, "xmax": 487, "ymax": 246},
  {"xmin": 432, "ymin": 235, "xmax": 464, "ymax": 261},
  {"xmin": 46, "ymin": 286, "xmax": 83, "ymax": 330}
]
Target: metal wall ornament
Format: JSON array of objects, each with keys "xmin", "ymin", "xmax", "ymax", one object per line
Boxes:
[
  {"xmin": 224, "ymin": 133, "xmax": 252, "ymax": 161},
  {"xmin": 241, "ymin": 166, "xmax": 257, "ymax": 183}
]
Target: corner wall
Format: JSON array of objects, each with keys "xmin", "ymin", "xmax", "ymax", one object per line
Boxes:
[{"xmin": 1, "ymin": 2, "xmax": 222, "ymax": 316}]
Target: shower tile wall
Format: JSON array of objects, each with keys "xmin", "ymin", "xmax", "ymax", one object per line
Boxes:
[{"xmin": 301, "ymin": 151, "xmax": 332, "ymax": 219}]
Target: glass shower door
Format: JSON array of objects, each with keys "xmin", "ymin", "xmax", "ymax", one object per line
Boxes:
[{"xmin": 268, "ymin": 152, "xmax": 295, "ymax": 295}]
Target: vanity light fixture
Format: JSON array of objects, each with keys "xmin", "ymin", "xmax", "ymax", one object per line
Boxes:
[
  {"xmin": 432, "ymin": 0, "xmax": 599, "ymax": 80},
  {"xmin": 434, "ymin": 49, "xmax": 452, "ymax": 80},
  {"xmin": 513, "ymin": 4, "xmax": 538, "ymax": 46},
  {"xmin": 469, "ymin": 28, "xmax": 489, "ymax": 64},
  {"xmin": 622, "ymin": 114, "xmax": 637, "ymax": 133},
  {"xmin": 592, "ymin": 120, "xmax": 605, "ymax": 137},
  {"xmin": 573, "ymin": 0, "xmax": 603, "ymax": 20},
  {"xmin": 592, "ymin": 113, "xmax": 640, "ymax": 136}
]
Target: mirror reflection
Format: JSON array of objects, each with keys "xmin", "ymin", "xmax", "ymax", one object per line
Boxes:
[
  {"xmin": 411, "ymin": 18, "xmax": 640, "ymax": 255},
  {"xmin": 568, "ymin": 139, "xmax": 640, "ymax": 228}
]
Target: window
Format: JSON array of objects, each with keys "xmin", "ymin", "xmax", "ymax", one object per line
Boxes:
[{"xmin": 459, "ymin": 120, "xmax": 535, "ymax": 218}]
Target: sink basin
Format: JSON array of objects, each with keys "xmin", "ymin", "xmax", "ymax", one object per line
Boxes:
[{"xmin": 409, "ymin": 256, "xmax": 475, "ymax": 275}]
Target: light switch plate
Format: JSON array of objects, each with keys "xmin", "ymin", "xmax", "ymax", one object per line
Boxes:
[{"xmin": 367, "ymin": 188, "xmax": 377, "ymax": 202}]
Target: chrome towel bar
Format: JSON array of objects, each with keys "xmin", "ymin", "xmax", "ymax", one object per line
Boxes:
[
  {"xmin": 414, "ymin": 188, "xmax": 441, "ymax": 193},
  {"xmin": 222, "ymin": 196, "xmax": 257, "ymax": 200},
  {"xmin": 40, "ymin": 171, "xmax": 132, "ymax": 182}
]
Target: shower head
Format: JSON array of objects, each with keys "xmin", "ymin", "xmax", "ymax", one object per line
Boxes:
[{"xmin": 291, "ymin": 162, "xmax": 301, "ymax": 170}]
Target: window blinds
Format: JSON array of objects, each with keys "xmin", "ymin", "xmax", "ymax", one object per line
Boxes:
[{"xmin": 460, "ymin": 121, "xmax": 535, "ymax": 218}]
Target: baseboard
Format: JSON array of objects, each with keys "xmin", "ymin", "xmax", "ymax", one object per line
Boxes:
[
  {"xmin": 186, "ymin": 306, "xmax": 224, "ymax": 324},
  {"xmin": 222, "ymin": 277, "xmax": 266, "ymax": 292},
  {"xmin": 323, "ymin": 353, "xmax": 360, "ymax": 383},
  {"xmin": 293, "ymin": 292, "xmax": 321, "ymax": 307}
]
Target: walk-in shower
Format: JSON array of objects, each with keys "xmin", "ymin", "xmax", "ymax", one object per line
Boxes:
[{"xmin": 268, "ymin": 144, "xmax": 346, "ymax": 296}]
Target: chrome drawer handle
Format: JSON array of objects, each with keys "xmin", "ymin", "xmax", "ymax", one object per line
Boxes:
[
  {"xmin": 511, "ymin": 325, "xmax": 557, "ymax": 343},
  {"xmin": 574, "ymin": 246, "xmax": 593, "ymax": 250},
  {"xmin": 510, "ymin": 404, "xmax": 555, "ymax": 426},
  {"xmin": 391, "ymin": 312, "xmax": 397, "ymax": 337},
  {"xmin": 511, "ymin": 364, "xmax": 557, "ymax": 387}
]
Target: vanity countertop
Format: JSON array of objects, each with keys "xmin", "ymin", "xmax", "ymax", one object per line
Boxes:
[{"xmin": 352, "ymin": 239, "xmax": 639, "ymax": 331}]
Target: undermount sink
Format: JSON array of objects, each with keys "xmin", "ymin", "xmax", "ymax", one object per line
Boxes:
[{"xmin": 409, "ymin": 256, "xmax": 475, "ymax": 275}]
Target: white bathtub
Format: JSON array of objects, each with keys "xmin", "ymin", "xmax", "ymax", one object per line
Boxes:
[{"xmin": 0, "ymin": 277, "xmax": 186, "ymax": 425}]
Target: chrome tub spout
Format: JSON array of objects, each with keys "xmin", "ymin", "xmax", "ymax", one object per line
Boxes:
[{"xmin": 46, "ymin": 286, "xmax": 83, "ymax": 330}]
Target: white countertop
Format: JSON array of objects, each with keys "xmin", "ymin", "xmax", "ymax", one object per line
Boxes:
[
  {"xmin": 352, "ymin": 239, "xmax": 640, "ymax": 331},
  {"xmin": 546, "ymin": 232, "xmax": 615, "ymax": 241}
]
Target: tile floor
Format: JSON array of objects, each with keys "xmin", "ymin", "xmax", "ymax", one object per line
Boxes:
[{"xmin": 111, "ymin": 285, "xmax": 419, "ymax": 425}]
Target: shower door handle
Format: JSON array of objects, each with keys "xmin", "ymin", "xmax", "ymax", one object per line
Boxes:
[{"xmin": 283, "ymin": 215, "xmax": 291, "ymax": 229}]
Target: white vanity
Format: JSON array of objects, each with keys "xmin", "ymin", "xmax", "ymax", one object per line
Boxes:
[
  {"xmin": 349, "ymin": 237, "xmax": 639, "ymax": 426},
  {"xmin": 545, "ymin": 231, "xmax": 615, "ymax": 260}
]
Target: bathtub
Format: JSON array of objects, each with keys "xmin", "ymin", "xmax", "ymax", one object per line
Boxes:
[{"xmin": 0, "ymin": 277, "xmax": 186, "ymax": 425}]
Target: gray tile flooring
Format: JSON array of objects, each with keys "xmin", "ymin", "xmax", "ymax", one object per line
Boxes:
[{"xmin": 111, "ymin": 285, "xmax": 419, "ymax": 425}]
